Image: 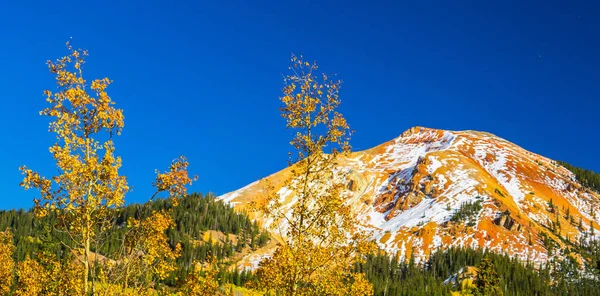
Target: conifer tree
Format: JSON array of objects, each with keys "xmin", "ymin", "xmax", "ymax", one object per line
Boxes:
[{"xmin": 474, "ymin": 257, "xmax": 503, "ymax": 296}]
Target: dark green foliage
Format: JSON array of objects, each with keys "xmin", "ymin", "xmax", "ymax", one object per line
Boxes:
[
  {"xmin": 427, "ymin": 248, "xmax": 554, "ymax": 296},
  {"xmin": 540, "ymin": 232, "xmax": 556, "ymax": 254},
  {"xmin": 547, "ymin": 198, "xmax": 554, "ymax": 213},
  {"xmin": 558, "ymin": 161, "xmax": 600, "ymax": 193},
  {"xmin": 0, "ymin": 193, "xmax": 270, "ymax": 279},
  {"xmin": 494, "ymin": 189, "xmax": 505, "ymax": 198},
  {"xmin": 112, "ymin": 193, "xmax": 269, "ymax": 272},
  {"xmin": 450, "ymin": 200, "xmax": 482, "ymax": 224},
  {"xmin": 355, "ymin": 251, "xmax": 451, "ymax": 296},
  {"xmin": 474, "ymin": 257, "xmax": 502, "ymax": 296},
  {"xmin": 356, "ymin": 247, "xmax": 600, "ymax": 296},
  {"xmin": 220, "ymin": 267, "xmax": 256, "ymax": 287},
  {"xmin": 0, "ymin": 209, "xmax": 69, "ymax": 262},
  {"xmin": 576, "ymin": 224, "xmax": 600, "ymax": 281}
]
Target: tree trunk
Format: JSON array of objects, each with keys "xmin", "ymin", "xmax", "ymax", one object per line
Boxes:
[
  {"xmin": 84, "ymin": 232, "xmax": 90, "ymax": 295},
  {"xmin": 123, "ymin": 263, "xmax": 130, "ymax": 292}
]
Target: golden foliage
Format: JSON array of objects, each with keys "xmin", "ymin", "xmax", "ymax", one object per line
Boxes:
[
  {"xmin": 252, "ymin": 55, "xmax": 373, "ymax": 296},
  {"xmin": 153, "ymin": 156, "xmax": 197, "ymax": 206},
  {"xmin": 10, "ymin": 252, "xmax": 85, "ymax": 296},
  {"xmin": 21, "ymin": 41, "xmax": 128, "ymax": 221},
  {"xmin": 0, "ymin": 229, "xmax": 15, "ymax": 295},
  {"xmin": 18, "ymin": 42, "xmax": 197, "ymax": 294},
  {"xmin": 19, "ymin": 41, "xmax": 129, "ymax": 293},
  {"xmin": 129, "ymin": 211, "xmax": 181, "ymax": 279},
  {"xmin": 177, "ymin": 259, "xmax": 227, "ymax": 296},
  {"xmin": 112, "ymin": 210, "xmax": 181, "ymax": 293},
  {"xmin": 14, "ymin": 257, "xmax": 45, "ymax": 296},
  {"xmin": 38, "ymin": 253, "xmax": 85, "ymax": 296},
  {"xmin": 96, "ymin": 158, "xmax": 194, "ymax": 294},
  {"xmin": 448, "ymin": 278, "xmax": 477, "ymax": 296},
  {"xmin": 54, "ymin": 259, "xmax": 86, "ymax": 295}
]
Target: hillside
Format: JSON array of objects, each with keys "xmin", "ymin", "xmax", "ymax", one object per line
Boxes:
[
  {"xmin": 0, "ymin": 193, "xmax": 269, "ymax": 282},
  {"xmin": 219, "ymin": 126, "xmax": 600, "ymax": 267}
]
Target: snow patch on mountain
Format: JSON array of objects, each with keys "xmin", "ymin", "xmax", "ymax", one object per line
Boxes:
[{"xmin": 217, "ymin": 127, "xmax": 600, "ymax": 267}]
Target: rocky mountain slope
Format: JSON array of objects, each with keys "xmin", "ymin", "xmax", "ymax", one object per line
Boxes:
[{"xmin": 218, "ymin": 127, "xmax": 600, "ymax": 268}]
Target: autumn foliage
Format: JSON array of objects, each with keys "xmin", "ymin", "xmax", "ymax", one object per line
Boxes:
[
  {"xmin": 8, "ymin": 42, "xmax": 196, "ymax": 295},
  {"xmin": 0, "ymin": 43, "xmax": 379, "ymax": 295},
  {"xmin": 0, "ymin": 230, "xmax": 15, "ymax": 295},
  {"xmin": 252, "ymin": 55, "xmax": 374, "ymax": 295},
  {"xmin": 18, "ymin": 42, "xmax": 130, "ymax": 294},
  {"xmin": 177, "ymin": 257, "xmax": 226, "ymax": 296}
]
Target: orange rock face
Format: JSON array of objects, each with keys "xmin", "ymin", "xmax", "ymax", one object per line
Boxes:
[{"xmin": 219, "ymin": 127, "xmax": 600, "ymax": 266}]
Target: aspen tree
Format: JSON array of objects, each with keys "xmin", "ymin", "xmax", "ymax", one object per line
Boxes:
[
  {"xmin": 252, "ymin": 55, "xmax": 373, "ymax": 296},
  {"xmin": 19, "ymin": 41, "xmax": 127, "ymax": 294},
  {"xmin": 20, "ymin": 42, "xmax": 194, "ymax": 294}
]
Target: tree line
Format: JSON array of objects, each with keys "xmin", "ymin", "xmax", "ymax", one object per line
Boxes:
[
  {"xmin": 355, "ymin": 246, "xmax": 600, "ymax": 296},
  {"xmin": 0, "ymin": 193, "xmax": 270, "ymax": 288},
  {"xmin": 558, "ymin": 160, "xmax": 600, "ymax": 193}
]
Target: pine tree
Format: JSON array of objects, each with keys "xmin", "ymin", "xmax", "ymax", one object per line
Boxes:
[{"xmin": 474, "ymin": 256, "xmax": 503, "ymax": 296}]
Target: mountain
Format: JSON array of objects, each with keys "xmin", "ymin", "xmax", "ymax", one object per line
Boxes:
[{"xmin": 218, "ymin": 126, "xmax": 600, "ymax": 267}]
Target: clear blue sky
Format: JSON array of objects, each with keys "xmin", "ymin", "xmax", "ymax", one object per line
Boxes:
[{"xmin": 0, "ymin": 1, "xmax": 598, "ymax": 210}]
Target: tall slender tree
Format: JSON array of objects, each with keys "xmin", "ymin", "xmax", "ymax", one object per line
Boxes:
[
  {"xmin": 252, "ymin": 55, "xmax": 373, "ymax": 296},
  {"xmin": 19, "ymin": 42, "xmax": 194, "ymax": 294},
  {"xmin": 19, "ymin": 41, "xmax": 128, "ymax": 294}
]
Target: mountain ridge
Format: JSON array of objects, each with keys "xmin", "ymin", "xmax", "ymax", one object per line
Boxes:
[{"xmin": 218, "ymin": 126, "xmax": 600, "ymax": 269}]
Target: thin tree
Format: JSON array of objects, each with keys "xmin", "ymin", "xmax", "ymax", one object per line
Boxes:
[
  {"xmin": 19, "ymin": 42, "xmax": 194, "ymax": 294},
  {"xmin": 252, "ymin": 55, "xmax": 373, "ymax": 296}
]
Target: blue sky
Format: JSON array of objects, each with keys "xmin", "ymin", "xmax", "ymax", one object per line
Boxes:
[{"xmin": 0, "ymin": 1, "xmax": 598, "ymax": 210}]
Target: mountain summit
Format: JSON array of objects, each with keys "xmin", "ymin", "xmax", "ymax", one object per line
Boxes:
[{"xmin": 219, "ymin": 127, "xmax": 600, "ymax": 267}]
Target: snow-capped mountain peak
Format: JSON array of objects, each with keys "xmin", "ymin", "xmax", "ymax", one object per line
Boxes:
[{"xmin": 219, "ymin": 127, "xmax": 600, "ymax": 267}]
